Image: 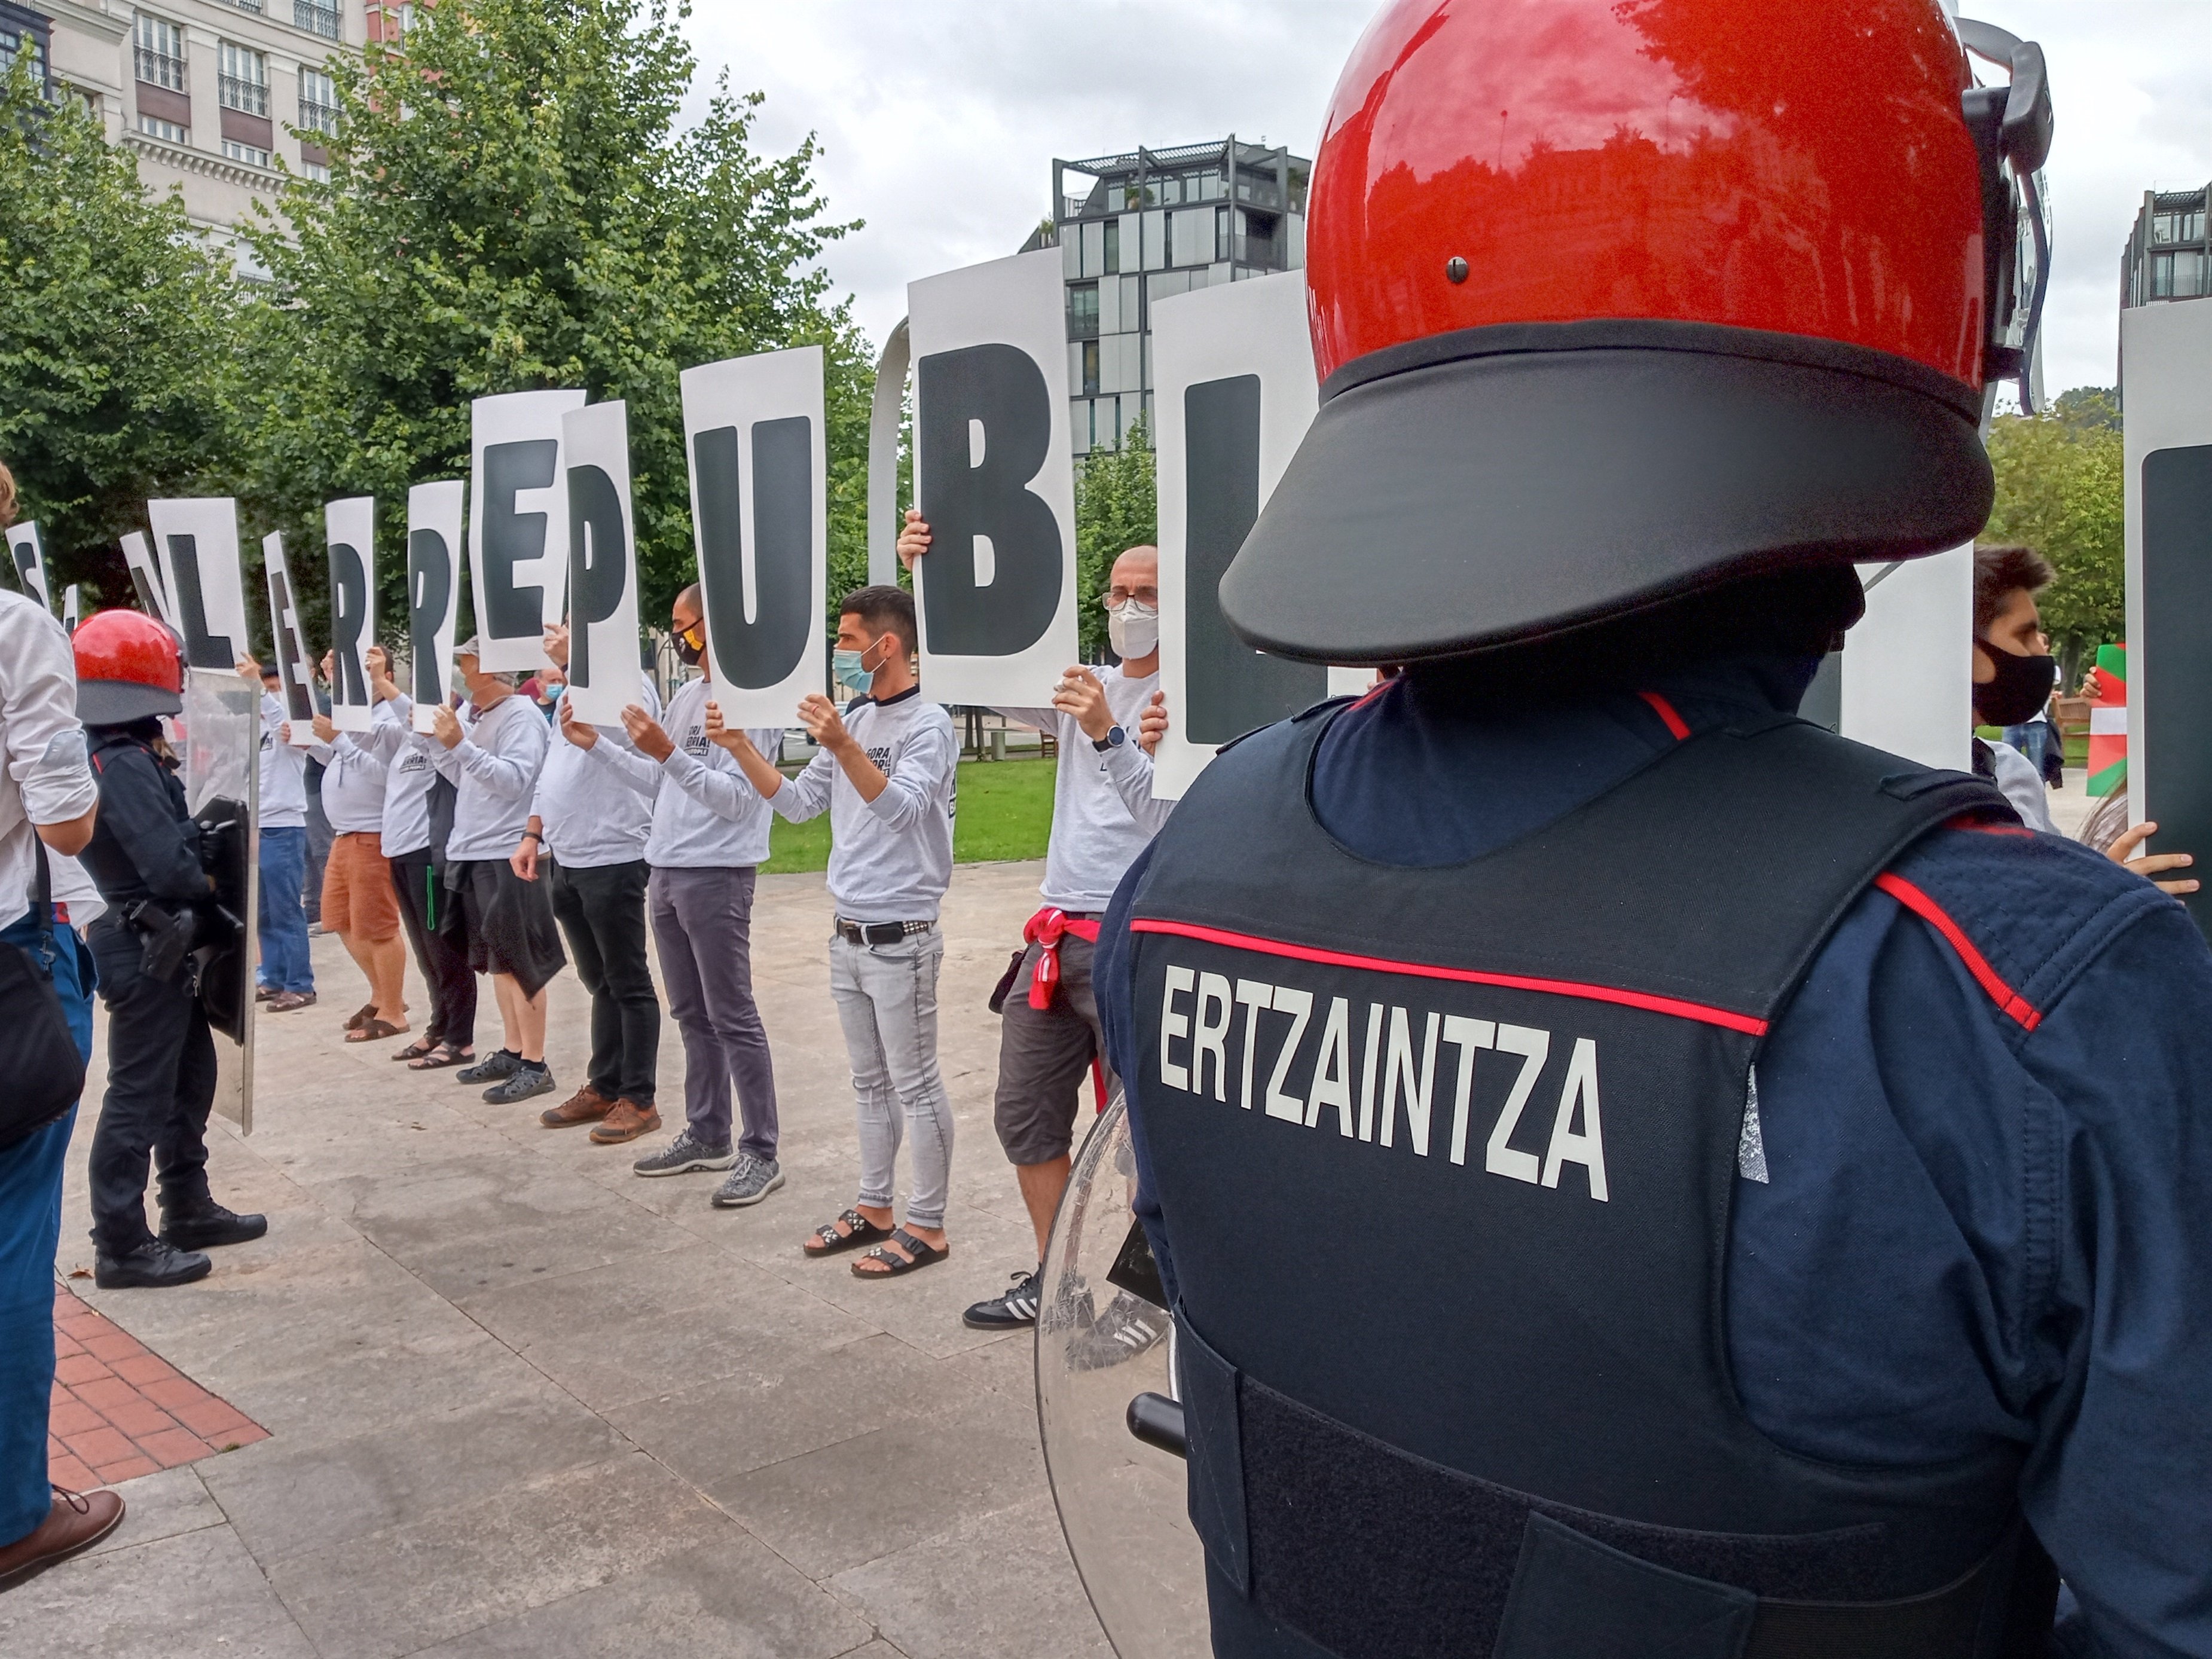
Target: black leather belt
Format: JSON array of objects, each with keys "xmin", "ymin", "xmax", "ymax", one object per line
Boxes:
[{"xmin": 835, "ymin": 918, "xmax": 934, "ymax": 946}]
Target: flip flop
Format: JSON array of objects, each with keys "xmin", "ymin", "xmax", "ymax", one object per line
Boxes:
[
  {"xmin": 347, "ymin": 1019, "xmax": 408, "ymax": 1044},
  {"xmin": 852, "ymin": 1227, "xmax": 950, "ymax": 1278},
  {"xmin": 803, "ymin": 1208, "xmax": 893, "ymax": 1258},
  {"xmin": 407, "ymin": 1041, "xmax": 473, "ymax": 1071}
]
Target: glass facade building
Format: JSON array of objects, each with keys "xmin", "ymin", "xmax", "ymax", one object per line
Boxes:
[
  {"xmin": 1047, "ymin": 137, "xmax": 1309, "ymax": 453},
  {"xmin": 2122, "ymin": 185, "xmax": 2212, "ymax": 307}
]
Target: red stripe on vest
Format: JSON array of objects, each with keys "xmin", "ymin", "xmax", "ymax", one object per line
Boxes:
[
  {"xmin": 1872, "ymin": 872, "xmax": 2042, "ymax": 1031},
  {"xmin": 1638, "ymin": 691, "xmax": 1691, "ymax": 741},
  {"xmin": 1129, "ymin": 918, "xmax": 1768, "ymax": 1035}
]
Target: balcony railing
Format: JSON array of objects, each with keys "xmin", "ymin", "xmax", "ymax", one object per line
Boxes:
[
  {"xmin": 219, "ymin": 74, "xmax": 268, "ymax": 116},
  {"xmin": 295, "ymin": 1, "xmax": 341, "ymax": 39},
  {"xmin": 135, "ymin": 46, "xmax": 187, "ymax": 92},
  {"xmin": 298, "ymin": 97, "xmax": 338, "ymax": 136}
]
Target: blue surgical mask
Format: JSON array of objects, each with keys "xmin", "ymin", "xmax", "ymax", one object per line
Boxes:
[{"xmin": 832, "ymin": 647, "xmax": 873, "ymax": 692}]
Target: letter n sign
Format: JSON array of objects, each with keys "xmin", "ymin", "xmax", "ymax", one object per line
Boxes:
[
  {"xmin": 680, "ymin": 346, "xmax": 827, "ymax": 725},
  {"xmin": 906, "ymin": 249, "xmax": 1078, "ymax": 705}
]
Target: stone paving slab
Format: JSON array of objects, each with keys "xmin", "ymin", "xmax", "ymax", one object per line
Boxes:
[{"xmin": 10, "ymin": 860, "xmax": 1118, "ymax": 1658}]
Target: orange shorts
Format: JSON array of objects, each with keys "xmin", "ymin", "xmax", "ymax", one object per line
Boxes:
[{"xmin": 321, "ymin": 832, "xmax": 399, "ymax": 942}]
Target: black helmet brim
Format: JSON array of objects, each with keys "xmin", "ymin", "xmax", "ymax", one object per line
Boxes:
[{"xmin": 78, "ymin": 679, "xmax": 184, "ymax": 725}]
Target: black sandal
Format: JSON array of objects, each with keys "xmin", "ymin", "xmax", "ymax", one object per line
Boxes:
[
  {"xmin": 407, "ymin": 1041, "xmax": 473, "ymax": 1071},
  {"xmin": 853, "ymin": 1227, "xmax": 949, "ymax": 1278},
  {"xmin": 392, "ymin": 1035, "xmax": 438, "ymax": 1062},
  {"xmin": 804, "ymin": 1209, "xmax": 891, "ymax": 1257}
]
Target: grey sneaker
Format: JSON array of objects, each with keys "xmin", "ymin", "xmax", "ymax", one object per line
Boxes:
[
  {"xmin": 457, "ymin": 1049, "xmax": 522, "ymax": 1085},
  {"xmin": 632, "ymin": 1130, "xmax": 735, "ymax": 1177},
  {"xmin": 483, "ymin": 1062, "xmax": 555, "ymax": 1105},
  {"xmin": 710, "ymin": 1154, "xmax": 786, "ymax": 1208}
]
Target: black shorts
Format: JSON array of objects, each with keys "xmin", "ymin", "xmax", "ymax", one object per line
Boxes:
[
  {"xmin": 992, "ymin": 933, "xmax": 1110, "ymax": 1165},
  {"xmin": 442, "ymin": 859, "xmax": 566, "ymax": 998}
]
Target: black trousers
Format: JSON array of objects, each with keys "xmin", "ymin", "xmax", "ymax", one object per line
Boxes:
[
  {"xmin": 548, "ymin": 857, "xmax": 659, "ymax": 1104},
  {"xmin": 86, "ymin": 921, "xmax": 218, "ymax": 1254},
  {"xmin": 390, "ymin": 851, "xmax": 476, "ymax": 1049}
]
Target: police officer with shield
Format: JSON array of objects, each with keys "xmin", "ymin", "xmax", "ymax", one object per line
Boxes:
[
  {"xmin": 75, "ymin": 612, "xmax": 266, "ymax": 1290},
  {"xmin": 1087, "ymin": 2, "xmax": 2212, "ymax": 1654}
]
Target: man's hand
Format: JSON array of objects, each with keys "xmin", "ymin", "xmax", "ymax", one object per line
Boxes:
[
  {"xmin": 278, "ymin": 721, "xmax": 294, "ymax": 745},
  {"xmin": 798, "ymin": 692, "xmax": 855, "ymax": 756},
  {"xmin": 510, "ymin": 834, "xmax": 539, "ymax": 882},
  {"xmin": 1138, "ymin": 690, "xmax": 1169, "ymax": 755},
  {"xmin": 622, "ymin": 704, "xmax": 674, "ymax": 762},
  {"xmin": 542, "ymin": 621, "xmax": 570, "ymax": 671},
  {"xmin": 2107, "ymin": 820, "xmax": 2199, "ymax": 897},
  {"xmin": 702, "ymin": 701, "xmax": 752, "ymax": 756},
  {"xmin": 311, "ymin": 713, "xmax": 337, "ymax": 744},
  {"xmin": 1052, "ymin": 667, "xmax": 1115, "ymax": 743},
  {"xmin": 896, "ymin": 508, "xmax": 931, "ymax": 571},
  {"xmin": 236, "ymin": 653, "xmax": 262, "ymax": 683},
  {"xmin": 429, "ymin": 703, "xmax": 463, "ymax": 751},
  {"xmin": 365, "ymin": 645, "xmax": 398, "ymax": 702},
  {"xmin": 558, "ymin": 698, "xmax": 598, "ymax": 751}
]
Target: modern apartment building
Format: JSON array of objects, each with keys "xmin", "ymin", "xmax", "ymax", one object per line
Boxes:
[
  {"xmin": 2121, "ymin": 185, "xmax": 2211, "ymax": 307},
  {"xmin": 1048, "ymin": 137, "xmax": 1309, "ymax": 454},
  {"xmin": 8, "ymin": 0, "xmax": 369, "ymax": 271}
]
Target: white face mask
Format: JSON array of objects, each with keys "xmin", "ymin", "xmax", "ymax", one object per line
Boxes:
[{"xmin": 1107, "ymin": 598, "xmax": 1159, "ymax": 661}]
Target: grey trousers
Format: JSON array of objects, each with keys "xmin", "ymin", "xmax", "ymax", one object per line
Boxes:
[
  {"xmin": 829, "ymin": 928, "xmax": 954, "ymax": 1230},
  {"xmin": 648, "ymin": 866, "xmax": 777, "ymax": 1160}
]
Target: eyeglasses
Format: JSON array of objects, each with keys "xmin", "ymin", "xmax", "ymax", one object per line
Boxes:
[{"xmin": 1103, "ymin": 586, "xmax": 1159, "ymax": 607}]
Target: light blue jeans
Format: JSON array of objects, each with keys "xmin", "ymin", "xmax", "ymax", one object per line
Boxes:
[{"xmin": 829, "ymin": 928, "xmax": 954, "ymax": 1230}]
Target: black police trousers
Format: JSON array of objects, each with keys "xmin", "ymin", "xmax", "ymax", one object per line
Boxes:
[{"xmin": 86, "ymin": 919, "xmax": 218, "ymax": 1255}]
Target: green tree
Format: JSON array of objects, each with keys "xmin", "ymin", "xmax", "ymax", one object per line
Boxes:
[
  {"xmin": 1073, "ymin": 416, "xmax": 1156, "ymax": 661},
  {"xmin": 0, "ymin": 61, "xmax": 242, "ymax": 604},
  {"xmin": 237, "ymin": 0, "xmax": 868, "ymax": 642},
  {"xmin": 1981, "ymin": 402, "xmax": 2124, "ymax": 679}
]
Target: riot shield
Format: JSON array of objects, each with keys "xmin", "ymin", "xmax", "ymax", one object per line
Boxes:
[
  {"xmin": 179, "ymin": 668, "xmax": 258, "ymax": 1132},
  {"xmin": 1037, "ymin": 1095, "xmax": 1209, "ymax": 1659}
]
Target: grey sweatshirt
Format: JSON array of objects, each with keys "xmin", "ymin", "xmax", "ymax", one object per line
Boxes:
[
  {"xmin": 531, "ymin": 673, "xmax": 659, "ymax": 868},
  {"xmin": 995, "ymin": 667, "xmax": 1171, "ymax": 912},
  {"xmin": 310, "ymin": 699, "xmax": 401, "ymax": 835},
  {"xmin": 438, "ymin": 692, "xmax": 550, "ymax": 863},
  {"xmin": 589, "ymin": 676, "xmax": 782, "ymax": 869},
  {"xmin": 769, "ymin": 687, "xmax": 957, "ymax": 923}
]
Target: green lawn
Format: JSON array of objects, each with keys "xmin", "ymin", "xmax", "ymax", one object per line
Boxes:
[{"xmin": 762, "ymin": 757, "xmax": 1055, "ymax": 874}]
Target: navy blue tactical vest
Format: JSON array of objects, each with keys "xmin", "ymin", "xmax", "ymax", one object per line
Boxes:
[{"xmin": 1126, "ymin": 701, "xmax": 2055, "ymax": 1659}]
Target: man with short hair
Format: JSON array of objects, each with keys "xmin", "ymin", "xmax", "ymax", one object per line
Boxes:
[
  {"xmin": 719, "ymin": 586, "xmax": 960, "ymax": 1275},
  {"xmin": 897, "ymin": 512, "xmax": 1173, "ymax": 1329},
  {"xmin": 299, "ymin": 647, "xmax": 408, "ymax": 1041},
  {"xmin": 520, "ymin": 621, "xmax": 665, "ymax": 1142},
  {"xmin": 579, "ymin": 587, "xmax": 787, "ymax": 1203},
  {"xmin": 253, "ymin": 661, "xmax": 314, "ymax": 1012},
  {"xmin": 430, "ymin": 639, "xmax": 562, "ymax": 1104}
]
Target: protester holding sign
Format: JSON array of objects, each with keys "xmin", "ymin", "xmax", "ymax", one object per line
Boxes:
[
  {"xmin": 250, "ymin": 658, "xmax": 316, "ymax": 1012},
  {"xmin": 719, "ymin": 586, "xmax": 959, "ymax": 1275},
  {"xmin": 430, "ymin": 638, "xmax": 563, "ymax": 1104},
  {"xmin": 897, "ymin": 512, "xmax": 1173, "ymax": 1328},
  {"xmin": 519, "ymin": 621, "xmax": 665, "ymax": 1144},
  {"xmin": 301, "ymin": 646, "xmax": 410, "ymax": 1043}
]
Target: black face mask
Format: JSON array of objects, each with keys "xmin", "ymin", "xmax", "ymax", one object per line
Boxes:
[
  {"xmin": 1974, "ymin": 638, "xmax": 2058, "ymax": 727},
  {"xmin": 673, "ymin": 630, "xmax": 704, "ymax": 667}
]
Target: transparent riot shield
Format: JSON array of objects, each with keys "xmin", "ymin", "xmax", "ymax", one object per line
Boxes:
[
  {"xmin": 1037, "ymin": 1094, "xmax": 1209, "ymax": 1658},
  {"xmin": 179, "ymin": 668, "xmax": 258, "ymax": 1132}
]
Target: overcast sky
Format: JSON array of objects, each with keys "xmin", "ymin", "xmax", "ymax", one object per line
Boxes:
[{"xmin": 683, "ymin": 1, "xmax": 2211, "ymax": 402}]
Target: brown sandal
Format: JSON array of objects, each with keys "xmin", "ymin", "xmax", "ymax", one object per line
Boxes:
[
  {"xmin": 347, "ymin": 1018, "xmax": 408, "ymax": 1043},
  {"xmin": 804, "ymin": 1209, "xmax": 892, "ymax": 1258},
  {"xmin": 344, "ymin": 1002, "xmax": 377, "ymax": 1031}
]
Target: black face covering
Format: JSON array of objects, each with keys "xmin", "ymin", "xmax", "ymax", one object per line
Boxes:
[
  {"xmin": 673, "ymin": 631, "xmax": 704, "ymax": 667},
  {"xmin": 1974, "ymin": 638, "xmax": 2058, "ymax": 727}
]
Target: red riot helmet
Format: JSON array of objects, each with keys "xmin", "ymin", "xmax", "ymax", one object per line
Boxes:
[
  {"xmin": 75, "ymin": 607, "xmax": 185, "ymax": 724},
  {"xmin": 1221, "ymin": 0, "xmax": 2054, "ymax": 664}
]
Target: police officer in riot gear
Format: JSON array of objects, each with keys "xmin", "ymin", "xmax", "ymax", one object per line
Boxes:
[
  {"xmin": 74, "ymin": 611, "xmax": 267, "ymax": 1290},
  {"xmin": 1090, "ymin": 2, "xmax": 2212, "ymax": 1654}
]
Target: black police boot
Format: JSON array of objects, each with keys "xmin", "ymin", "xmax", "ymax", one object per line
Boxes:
[
  {"xmin": 159, "ymin": 1200, "xmax": 268, "ymax": 1251},
  {"xmin": 94, "ymin": 1239, "xmax": 212, "ymax": 1290}
]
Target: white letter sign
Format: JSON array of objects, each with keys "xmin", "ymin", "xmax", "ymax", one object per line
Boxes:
[
  {"xmin": 908, "ymin": 248, "xmax": 1078, "ymax": 705},
  {"xmin": 121, "ymin": 530, "xmax": 172, "ymax": 627},
  {"xmin": 146, "ymin": 498, "xmax": 249, "ymax": 673},
  {"xmin": 6, "ymin": 521, "xmax": 50, "ymax": 612},
  {"xmin": 560, "ymin": 401, "xmax": 643, "ymax": 728},
  {"xmin": 325, "ymin": 496, "xmax": 377, "ymax": 732},
  {"xmin": 406, "ymin": 481, "xmax": 465, "ymax": 734},
  {"xmin": 469, "ymin": 388, "xmax": 586, "ymax": 672},
  {"xmin": 681, "ymin": 346, "xmax": 827, "ymax": 725},
  {"xmin": 262, "ymin": 534, "xmax": 319, "ymax": 746}
]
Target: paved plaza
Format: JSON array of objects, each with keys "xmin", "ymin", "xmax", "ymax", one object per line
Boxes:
[{"xmin": 5, "ymin": 859, "xmax": 1117, "ymax": 1659}]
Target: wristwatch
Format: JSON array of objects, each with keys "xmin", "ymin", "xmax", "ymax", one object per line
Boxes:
[{"xmin": 1093, "ymin": 725, "xmax": 1126, "ymax": 754}]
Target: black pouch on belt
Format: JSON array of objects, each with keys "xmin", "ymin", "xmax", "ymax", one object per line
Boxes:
[{"xmin": 0, "ymin": 844, "xmax": 87, "ymax": 1150}]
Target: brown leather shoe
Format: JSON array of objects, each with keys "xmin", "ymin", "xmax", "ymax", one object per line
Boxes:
[
  {"xmin": 0, "ymin": 1489, "xmax": 125, "ymax": 1590},
  {"xmin": 539, "ymin": 1083, "xmax": 615, "ymax": 1129},
  {"xmin": 589, "ymin": 1099, "xmax": 662, "ymax": 1145}
]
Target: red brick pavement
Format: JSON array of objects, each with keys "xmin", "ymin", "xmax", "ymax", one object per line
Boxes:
[{"xmin": 47, "ymin": 1287, "xmax": 267, "ymax": 1492}]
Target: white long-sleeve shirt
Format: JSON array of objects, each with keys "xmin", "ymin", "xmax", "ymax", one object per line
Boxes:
[
  {"xmin": 0, "ymin": 589, "xmax": 98, "ymax": 931},
  {"xmin": 359, "ymin": 696, "xmax": 444, "ymax": 860},
  {"xmin": 769, "ymin": 688, "xmax": 957, "ymax": 923},
  {"xmin": 258, "ymin": 692, "xmax": 308, "ymax": 829},
  {"xmin": 439, "ymin": 692, "xmax": 549, "ymax": 862},
  {"xmin": 530, "ymin": 673, "xmax": 659, "ymax": 869},
  {"xmin": 310, "ymin": 699, "xmax": 401, "ymax": 835},
  {"xmin": 995, "ymin": 667, "xmax": 1171, "ymax": 912},
  {"xmin": 590, "ymin": 676, "xmax": 780, "ymax": 869}
]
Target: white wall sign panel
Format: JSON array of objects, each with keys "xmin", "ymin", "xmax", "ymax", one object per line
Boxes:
[
  {"xmin": 559, "ymin": 401, "xmax": 644, "ymax": 728},
  {"xmin": 908, "ymin": 248, "xmax": 1079, "ymax": 706},
  {"xmin": 323, "ymin": 496, "xmax": 377, "ymax": 732},
  {"xmin": 469, "ymin": 388, "xmax": 586, "ymax": 673},
  {"xmin": 146, "ymin": 497, "xmax": 250, "ymax": 673},
  {"xmin": 405, "ymin": 481, "xmax": 465, "ymax": 734},
  {"xmin": 680, "ymin": 346, "xmax": 827, "ymax": 727}
]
